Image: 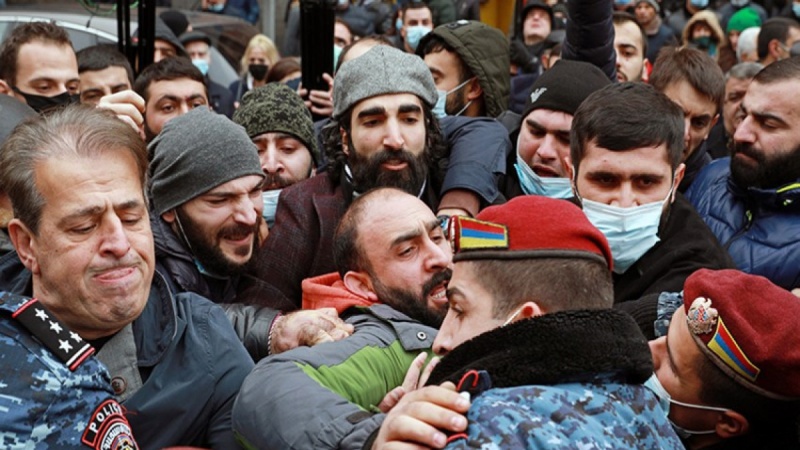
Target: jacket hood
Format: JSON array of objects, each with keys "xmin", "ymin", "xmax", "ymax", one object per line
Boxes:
[
  {"xmin": 683, "ymin": 10, "xmax": 726, "ymax": 47},
  {"xmin": 301, "ymin": 272, "xmax": 378, "ymax": 314},
  {"xmin": 418, "ymin": 20, "xmax": 510, "ymax": 118}
]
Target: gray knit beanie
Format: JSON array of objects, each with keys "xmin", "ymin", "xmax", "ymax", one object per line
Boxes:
[
  {"xmin": 148, "ymin": 107, "xmax": 264, "ymax": 216},
  {"xmin": 332, "ymin": 45, "xmax": 438, "ymax": 119},
  {"xmin": 232, "ymin": 83, "xmax": 319, "ymax": 164}
]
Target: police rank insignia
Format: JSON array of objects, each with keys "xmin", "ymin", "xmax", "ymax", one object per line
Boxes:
[
  {"xmin": 82, "ymin": 399, "xmax": 139, "ymax": 450},
  {"xmin": 12, "ymin": 297, "xmax": 95, "ymax": 371},
  {"xmin": 686, "ymin": 296, "xmax": 718, "ymax": 335},
  {"xmin": 448, "ymin": 216, "xmax": 509, "ymax": 253}
]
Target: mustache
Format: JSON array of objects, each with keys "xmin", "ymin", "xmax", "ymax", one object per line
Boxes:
[
  {"xmin": 733, "ymin": 141, "xmax": 766, "ymax": 163},
  {"xmin": 423, "ymin": 268, "xmax": 453, "ymax": 297},
  {"xmin": 262, "ymin": 173, "xmax": 293, "ymax": 189},
  {"xmin": 218, "ymin": 222, "xmax": 257, "ymax": 240},
  {"xmin": 372, "ymin": 149, "xmax": 417, "ymax": 166}
]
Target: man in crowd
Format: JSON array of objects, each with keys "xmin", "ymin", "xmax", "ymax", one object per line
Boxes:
[
  {"xmin": 254, "ymin": 45, "xmax": 507, "ymax": 308},
  {"xmin": 686, "ymin": 56, "xmax": 800, "ymax": 291},
  {"xmin": 76, "ymin": 44, "xmax": 134, "ymax": 105},
  {"xmin": 706, "ymin": 62, "xmax": 763, "ymax": 159},
  {"xmin": 232, "ymin": 83, "xmax": 320, "ymax": 227},
  {"xmin": 234, "ymin": 188, "xmax": 451, "ymax": 449},
  {"xmin": 417, "ymin": 20, "xmax": 510, "ymax": 119},
  {"xmin": 502, "ymin": 59, "xmax": 610, "ymax": 199},
  {"xmin": 397, "ymin": 2, "xmax": 434, "ymax": 53},
  {"xmin": 650, "ymin": 47, "xmax": 725, "ymax": 192},
  {"xmin": 0, "ymin": 105, "xmax": 252, "ymax": 449},
  {"xmin": 372, "ymin": 195, "xmax": 683, "ymax": 448},
  {"xmin": 613, "ymin": 11, "xmax": 648, "ymax": 82},
  {"xmin": 0, "ymin": 22, "xmax": 79, "ymax": 113},
  {"xmin": 180, "ymin": 30, "xmax": 235, "ymax": 118},
  {"xmin": 510, "ymin": 0, "xmax": 552, "ymax": 75},
  {"xmin": 148, "ymin": 107, "xmax": 351, "ymax": 360},
  {"xmin": 133, "ymin": 56, "xmax": 209, "ymax": 142},
  {"xmin": 757, "ymin": 17, "xmax": 800, "ymax": 66},
  {"xmin": 633, "ymin": 0, "xmax": 677, "ymax": 62},
  {"xmin": 568, "ymin": 82, "xmax": 732, "ymax": 338}
]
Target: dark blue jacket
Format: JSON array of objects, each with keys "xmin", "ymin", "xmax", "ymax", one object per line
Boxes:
[
  {"xmin": 0, "ymin": 253, "xmax": 254, "ymax": 449},
  {"xmin": 686, "ymin": 158, "xmax": 800, "ymax": 290}
]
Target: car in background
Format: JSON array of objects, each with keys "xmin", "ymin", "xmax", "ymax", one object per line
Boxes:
[{"xmin": 0, "ymin": 6, "xmax": 258, "ymax": 88}]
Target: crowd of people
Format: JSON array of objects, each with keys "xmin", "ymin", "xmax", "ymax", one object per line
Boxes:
[{"xmin": 0, "ymin": 0, "xmax": 799, "ymax": 448}]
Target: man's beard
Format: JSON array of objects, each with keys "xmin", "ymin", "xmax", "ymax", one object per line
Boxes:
[
  {"xmin": 730, "ymin": 141, "xmax": 800, "ymax": 189},
  {"xmin": 263, "ymin": 172, "xmax": 295, "ymax": 190},
  {"xmin": 370, "ymin": 268, "xmax": 451, "ymax": 328},
  {"xmin": 347, "ymin": 139, "xmax": 430, "ymax": 195},
  {"xmin": 175, "ymin": 208, "xmax": 258, "ymax": 276}
]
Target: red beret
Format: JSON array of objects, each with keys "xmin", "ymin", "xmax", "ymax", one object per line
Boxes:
[
  {"xmin": 449, "ymin": 196, "xmax": 612, "ymax": 270},
  {"xmin": 684, "ymin": 268, "xmax": 800, "ymax": 400}
]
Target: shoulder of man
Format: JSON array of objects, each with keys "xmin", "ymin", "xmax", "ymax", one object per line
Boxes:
[{"xmin": 0, "ymin": 292, "xmax": 139, "ymax": 449}]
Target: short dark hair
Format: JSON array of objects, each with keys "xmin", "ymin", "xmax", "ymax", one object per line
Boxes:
[
  {"xmin": 462, "ymin": 258, "xmax": 613, "ymax": 319},
  {"xmin": 570, "ymin": 82, "xmax": 685, "ymax": 177},
  {"xmin": 0, "ymin": 105, "xmax": 147, "ymax": 234},
  {"xmin": 401, "ymin": 2, "xmax": 433, "ymax": 25},
  {"xmin": 419, "ymin": 34, "xmax": 473, "ymax": 84},
  {"xmin": 752, "ymin": 54, "xmax": 800, "ymax": 85},
  {"xmin": 0, "ymin": 22, "xmax": 73, "ymax": 86},
  {"xmin": 76, "ymin": 44, "xmax": 135, "ymax": 85},
  {"xmin": 334, "ymin": 188, "xmax": 408, "ymax": 277},
  {"xmin": 650, "ymin": 46, "xmax": 725, "ymax": 111},
  {"xmin": 266, "ymin": 57, "xmax": 300, "ymax": 84},
  {"xmin": 613, "ymin": 11, "xmax": 648, "ymax": 60},
  {"xmin": 695, "ymin": 345, "xmax": 800, "ymax": 446},
  {"xmin": 133, "ymin": 56, "xmax": 206, "ymax": 103},
  {"xmin": 757, "ymin": 18, "xmax": 800, "ymax": 60}
]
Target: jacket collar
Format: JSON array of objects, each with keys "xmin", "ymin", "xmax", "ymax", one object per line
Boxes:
[{"xmin": 427, "ymin": 309, "xmax": 653, "ymax": 388}]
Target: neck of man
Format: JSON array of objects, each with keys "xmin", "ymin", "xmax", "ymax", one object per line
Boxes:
[{"xmin": 643, "ymin": 15, "xmax": 662, "ymax": 35}]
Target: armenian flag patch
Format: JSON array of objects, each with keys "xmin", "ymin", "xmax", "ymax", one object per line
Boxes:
[
  {"xmin": 448, "ymin": 217, "xmax": 508, "ymax": 253},
  {"xmin": 708, "ymin": 317, "xmax": 760, "ymax": 382}
]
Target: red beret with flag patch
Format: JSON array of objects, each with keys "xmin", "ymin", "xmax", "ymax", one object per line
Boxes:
[
  {"xmin": 449, "ymin": 195, "xmax": 612, "ymax": 270},
  {"xmin": 684, "ymin": 268, "xmax": 800, "ymax": 400}
]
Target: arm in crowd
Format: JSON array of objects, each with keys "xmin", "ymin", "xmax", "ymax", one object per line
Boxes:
[{"xmin": 563, "ymin": 0, "xmax": 617, "ymax": 81}]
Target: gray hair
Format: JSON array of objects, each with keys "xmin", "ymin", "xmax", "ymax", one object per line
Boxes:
[
  {"xmin": 726, "ymin": 61, "xmax": 764, "ymax": 82},
  {"xmin": 0, "ymin": 105, "xmax": 147, "ymax": 234},
  {"xmin": 737, "ymin": 27, "xmax": 760, "ymax": 63}
]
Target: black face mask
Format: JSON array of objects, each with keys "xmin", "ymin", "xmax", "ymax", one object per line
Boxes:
[
  {"xmin": 248, "ymin": 64, "xmax": 268, "ymax": 81},
  {"xmin": 12, "ymin": 87, "xmax": 79, "ymax": 113}
]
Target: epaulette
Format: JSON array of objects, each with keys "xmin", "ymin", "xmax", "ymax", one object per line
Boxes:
[{"xmin": 5, "ymin": 293, "xmax": 95, "ymax": 371}]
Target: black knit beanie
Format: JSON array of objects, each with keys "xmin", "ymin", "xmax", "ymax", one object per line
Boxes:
[{"xmin": 520, "ymin": 59, "xmax": 611, "ymax": 119}]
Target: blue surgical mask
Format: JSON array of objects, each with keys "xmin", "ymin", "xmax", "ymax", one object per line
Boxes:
[
  {"xmin": 333, "ymin": 45, "xmax": 343, "ymax": 71},
  {"xmin": 433, "ymin": 78, "xmax": 473, "ymax": 119},
  {"xmin": 689, "ymin": 0, "xmax": 709, "ymax": 8},
  {"xmin": 730, "ymin": 0, "xmax": 748, "ymax": 7},
  {"xmin": 261, "ymin": 189, "xmax": 281, "ymax": 227},
  {"xmin": 794, "ymin": 3, "xmax": 800, "ymax": 17},
  {"xmin": 405, "ymin": 25, "xmax": 431, "ymax": 52},
  {"xmin": 643, "ymin": 374, "xmax": 728, "ymax": 439},
  {"xmin": 206, "ymin": 2, "xmax": 224, "ymax": 12},
  {"xmin": 192, "ymin": 59, "xmax": 209, "ymax": 76},
  {"xmin": 615, "ymin": 0, "xmax": 633, "ymax": 6},
  {"xmin": 514, "ymin": 142, "xmax": 573, "ymax": 199},
  {"xmin": 396, "ymin": 17, "xmax": 403, "ymax": 31},
  {"xmin": 579, "ymin": 186, "xmax": 673, "ymax": 274}
]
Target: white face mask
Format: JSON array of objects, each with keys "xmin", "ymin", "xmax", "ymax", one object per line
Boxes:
[
  {"xmin": 514, "ymin": 138, "xmax": 573, "ymax": 199},
  {"xmin": 578, "ymin": 184, "xmax": 674, "ymax": 274},
  {"xmin": 643, "ymin": 373, "xmax": 728, "ymax": 439},
  {"xmin": 261, "ymin": 189, "xmax": 282, "ymax": 227}
]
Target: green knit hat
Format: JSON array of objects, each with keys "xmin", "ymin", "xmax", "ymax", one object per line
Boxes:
[
  {"xmin": 727, "ymin": 7, "xmax": 761, "ymax": 34},
  {"xmin": 233, "ymin": 83, "xmax": 319, "ymax": 164}
]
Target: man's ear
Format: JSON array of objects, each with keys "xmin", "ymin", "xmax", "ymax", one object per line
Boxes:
[
  {"xmin": 0, "ymin": 79, "xmax": 12, "ymax": 96},
  {"xmin": 715, "ymin": 410, "xmax": 749, "ymax": 439},
  {"xmin": 671, "ymin": 163, "xmax": 686, "ymax": 203},
  {"xmin": 641, "ymin": 58, "xmax": 650, "ymax": 82},
  {"xmin": 466, "ymin": 78, "xmax": 483, "ymax": 102},
  {"xmin": 768, "ymin": 39, "xmax": 783, "ymax": 59},
  {"xmin": 565, "ymin": 156, "xmax": 579, "ymax": 197},
  {"xmin": 161, "ymin": 209, "xmax": 176, "ymax": 224},
  {"xmin": 340, "ymin": 127, "xmax": 350, "ymax": 156},
  {"xmin": 343, "ymin": 271, "xmax": 378, "ymax": 302},
  {"xmin": 8, "ymin": 218, "xmax": 40, "ymax": 275},
  {"xmin": 517, "ymin": 301, "xmax": 544, "ymax": 319}
]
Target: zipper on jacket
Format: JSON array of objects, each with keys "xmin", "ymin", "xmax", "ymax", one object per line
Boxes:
[{"xmin": 723, "ymin": 209, "xmax": 754, "ymax": 252}]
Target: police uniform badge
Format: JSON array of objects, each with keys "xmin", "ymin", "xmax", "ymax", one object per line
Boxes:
[{"xmin": 82, "ymin": 400, "xmax": 139, "ymax": 450}]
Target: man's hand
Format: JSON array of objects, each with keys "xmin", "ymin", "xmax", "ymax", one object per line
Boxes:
[
  {"xmin": 373, "ymin": 382, "xmax": 470, "ymax": 449},
  {"xmin": 378, "ymin": 353, "xmax": 440, "ymax": 413},
  {"xmin": 97, "ymin": 90, "xmax": 145, "ymax": 139},
  {"xmin": 298, "ymin": 73, "xmax": 334, "ymax": 117},
  {"xmin": 270, "ymin": 307, "xmax": 353, "ymax": 354}
]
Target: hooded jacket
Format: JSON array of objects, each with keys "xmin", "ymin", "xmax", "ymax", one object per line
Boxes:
[
  {"xmin": 418, "ymin": 20, "xmax": 510, "ymax": 118},
  {"xmin": 301, "ymin": 272, "xmax": 377, "ymax": 314}
]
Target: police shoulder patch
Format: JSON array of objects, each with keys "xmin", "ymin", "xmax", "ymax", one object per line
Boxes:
[
  {"xmin": 11, "ymin": 297, "xmax": 95, "ymax": 371},
  {"xmin": 82, "ymin": 399, "xmax": 139, "ymax": 450}
]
